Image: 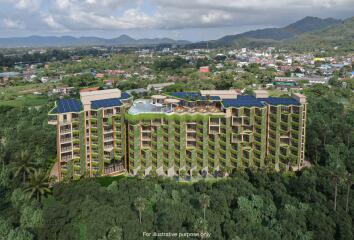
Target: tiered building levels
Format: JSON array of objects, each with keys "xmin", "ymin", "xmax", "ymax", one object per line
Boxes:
[{"xmin": 49, "ymin": 89, "xmax": 306, "ymax": 180}]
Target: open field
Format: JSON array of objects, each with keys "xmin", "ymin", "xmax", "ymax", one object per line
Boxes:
[{"xmin": 0, "ymin": 83, "xmax": 61, "ymax": 107}]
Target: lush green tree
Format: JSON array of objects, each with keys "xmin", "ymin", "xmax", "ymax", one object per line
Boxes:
[
  {"xmin": 0, "ymin": 217, "xmax": 12, "ymax": 240},
  {"xmin": 20, "ymin": 205, "xmax": 44, "ymax": 230},
  {"xmin": 7, "ymin": 227, "xmax": 34, "ymax": 240},
  {"xmin": 11, "ymin": 151, "xmax": 35, "ymax": 184},
  {"xmin": 23, "ymin": 170, "xmax": 50, "ymax": 202}
]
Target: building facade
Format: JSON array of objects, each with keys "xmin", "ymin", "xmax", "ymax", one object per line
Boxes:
[
  {"xmin": 49, "ymin": 89, "xmax": 306, "ymax": 180},
  {"xmin": 48, "ymin": 89, "xmax": 132, "ymax": 181}
]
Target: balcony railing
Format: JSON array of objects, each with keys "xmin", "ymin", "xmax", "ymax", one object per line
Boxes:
[
  {"xmin": 60, "ymin": 129, "xmax": 71, "ymax": 134},
  {"xmin": 104, "ymin": 163, "xmax": 125, "ymax": 175},
  {"xmin": 61, "ymin": 147, "xmax": 72, "ymax": 153},
  {"xmin": 61, "ymin": 156, "xmax": 72, "ymax": 162}
]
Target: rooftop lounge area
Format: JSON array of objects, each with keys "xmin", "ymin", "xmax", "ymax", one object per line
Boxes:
[{"xmin": 128, "ymin": 94, "xmax": 223, "ymax": 115}]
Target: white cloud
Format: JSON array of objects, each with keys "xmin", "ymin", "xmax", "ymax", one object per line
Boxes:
[
  {"xmin": 2, "ymin": 18, "xmax": 24, "ymax": 29},
  {"xmin": 15, "ymin": 0, "xmax": 41, "ymax": 11},
  {"xmin": 43, "ymin": 15, "xmax": 68, "ymax": 31}
]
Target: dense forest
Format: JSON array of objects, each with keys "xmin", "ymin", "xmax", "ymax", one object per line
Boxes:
[{"xmin": 0, "ymin": 84, "xmax": 353, "ymax": 239}]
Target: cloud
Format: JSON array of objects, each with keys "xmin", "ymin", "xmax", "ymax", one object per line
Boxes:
[
  {"xmin": 0, "ymin": 0, "xmax": 353, "ymax": 38},
  {"xmin": 43, "ymin": 15, "xmax": 68, "ymax": 31},
  {"xmin": 2, "ymin": 18, "xmax": 24, "ymax": 29},
  {"xmin": 15, "ymin": 0, "xmax": 41, "ymax": 11}
]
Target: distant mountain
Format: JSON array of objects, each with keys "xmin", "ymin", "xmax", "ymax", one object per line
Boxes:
[
  {"xmin": 285, "ymin": 17, "xmax": 354, "ymax": 50},
  {"xmin": 190, "ymin": 16, "xmax": 341, "ymax": 48},
  {"xmin": 0, "ymin": 35, "xmax": 190, "ymax": 48}
]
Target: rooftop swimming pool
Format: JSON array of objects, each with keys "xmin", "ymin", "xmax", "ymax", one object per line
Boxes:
[{"xmin": 128, "ymin": 99, "xmax": 173, "ymax": 115}]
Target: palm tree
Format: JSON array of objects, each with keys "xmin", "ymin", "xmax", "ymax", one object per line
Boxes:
[
  {"xmin": 194, "ymin": 217, "xmax": 208, "ymax": 239},
  {"xmin": 345, "ymin": 173, "xmax": 353, "ymax": 213},
  {"xmin": 134, "ymin": 197, "xmax": 146, "ymax": 224},
  {"xmin": 326, "ymin": 145, "xmax": 345, "ymax": 212},
  {"xmin": 24, "ymin": 169, "xmax": 51, "ymax": 202},
  {"xmin": 331, "ymin": 173, "xmax": 340, "ymax": 212},
  {"xmin": 11, "ymin": 150, "xmax": 35, "ymax": 184},
  {"xmin": 199, "ymin": 194, "xmax": 210, "ymax": 220}
]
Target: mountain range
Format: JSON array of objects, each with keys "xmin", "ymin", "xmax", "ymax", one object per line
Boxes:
[
  {"xmin": 0, "ymin": 16, "xmax": 352, "ymax": 49},
  {"xmin": 0, "ymin": 35, "xmax": 190, "ymax": 48},
  {"xmin": 199, "ymin": 16, "xmax": 354, "ymax": 50}
]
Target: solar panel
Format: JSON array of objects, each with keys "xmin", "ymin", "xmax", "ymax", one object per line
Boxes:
[
  {"xmin": 258, "ymin": 97, "xmax": 300, "ymax": 106},
  {"xmin": 91, "ymin": 98, "xmax": 122, "ymax": 109},
  {"xmin": 56, "ymin": 99, "xmax": 82, "ymax": 113},
  {"xmin": 222, "ymin": 95, "xmax": 264, "ymax": 108},
  {"xmin": 119, "ymin": 92, "xmax": 131, "ymax": 100}
]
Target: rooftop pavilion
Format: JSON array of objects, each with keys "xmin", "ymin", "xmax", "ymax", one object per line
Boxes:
[{"xmin": 80, "ymin": 89, "xmax": 122, "ymax": 111}]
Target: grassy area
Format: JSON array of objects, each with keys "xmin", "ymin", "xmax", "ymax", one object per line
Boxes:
[
  {"xmin": 0, "ymin": 83, "xmax": 59, "ymax": 107},
  {"xmin": 0, "ymin": 94, "xmax": 49, "ymax": 107}
]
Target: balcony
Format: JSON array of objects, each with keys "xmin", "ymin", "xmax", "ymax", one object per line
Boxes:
[
  {"xmin": 60, "ymin": 137, "xmax": 72, "ymax": 144},
  {"xmin": 104, "ymin": 162, "xmax": 125, "ymax": 175},
  {"xmin": 48, "ymin": 115, "xmax": 57, "ymax": 125},
  {"xmin": 209, "ymin": 126, "xmax": 220, "ymax": 135},
  {"xmin": 61, "ymin": 148, "xmax": 72, "ymax": 154},
  {"xmin": 104, "ymin": 145, "xmax": 114, "ymax": 151},
  {"xmin": 61, "ymin": 155, "xmax": 72, "ymax": 162},
  {"xmin": 187, "ymin": 141, "xmax": 197, "ymax": 148},
  {"xmin": 60, "ymin": 128, "xmax": 71, "ymax": 135},
  {"xmin": 103, "ymin": 127, "xmax": 114, "ymax": 133}
]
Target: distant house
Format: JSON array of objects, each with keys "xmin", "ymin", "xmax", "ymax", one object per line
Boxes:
[
  {"xmin": 274, "ymin": 76, "xmax": 327, "ymax": 86},
  {"xmin": 103, "ymin": 79, "xmax": 114, "ymax": 86},
  {"xmin": 0, "ymin": 77, "xmax": 9, "ymax": 87},
  {"xmin": 95, "ymin": 73, "xmax": 105, "ymax": 78},
  {"xmin": 279, "ymin": 65, "xmax": 292, "ymax": 71},
  {"xmin": 107, "ymin": 70, "xmax": 126, "ymax": 75},
  {"xmin": 147, "ymin": 82, "xmax": 175, "ymax": 91},
  {"xmin": 351, "ymin": 71, "xmax": 354, "ymax": 79},
  {"xmin": 41, "ymin": 77, "xmax": 49, "ymax": 83},
  {"xmin": 199, "ymin": 66, "xmax": 210, "ymax": 73},
  {"xmin": 52, "ymin": 87, "xmax": 75, "ymax": 95},
  {"xmin": 305, "ymin": 77, "xmax": 328, "ymax": 85}
]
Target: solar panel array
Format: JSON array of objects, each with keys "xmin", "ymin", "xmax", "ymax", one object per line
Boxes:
[
  {"xmin": 55, "ymin": 99, "xmax": 82, "ymax": 113},
  {"xmin": 222, "ymin": 95, "xmax": 264, "ymax": 108},
  {"xmin": 169, "ymin": 92, "xmax": 221, "ymax": 101},
  {"xmin": 91, "ymin": 98, "xmax": 122, "ymax": 109},
  {"xmin": 222, "ymin": 95, "xmax": 300, "ymax": 108},
  {"xmin": 258, "ymin": 97, "xmax": 300, "ymax": 106}
]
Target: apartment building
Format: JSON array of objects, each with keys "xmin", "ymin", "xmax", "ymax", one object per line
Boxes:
[
  {"xmin": 126, "ymin": 90, "xmax": 306, "ymax": 176},
  {"xmin": 48, "ymin": 89, "xmax": 132, "ymax": 181},
  {"xmin": 49, "ymin": 89, "xmax": 306, "ymax": 180}
]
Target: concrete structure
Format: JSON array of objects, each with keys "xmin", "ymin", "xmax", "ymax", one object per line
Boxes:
[
  {"xmin": 147, "ymin": 82, "xmax": 175, "ymax": 91},
  {"xmin": 49, "ymin": 89, "xmax": 307, "ymax": 180}
]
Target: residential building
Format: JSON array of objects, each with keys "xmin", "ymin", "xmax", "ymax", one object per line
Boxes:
[
  {"xmin": 48, "ymin": 89, "xmax": 133, "ymax": 181},
  {"xmin": 49, "ymin": 89, "xmax": 306, "ymax": 180}
]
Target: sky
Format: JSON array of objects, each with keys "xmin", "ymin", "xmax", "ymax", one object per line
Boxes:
[{"xmin": 0, "ymin": 0, "xmax": 353, "ymax": 41}]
